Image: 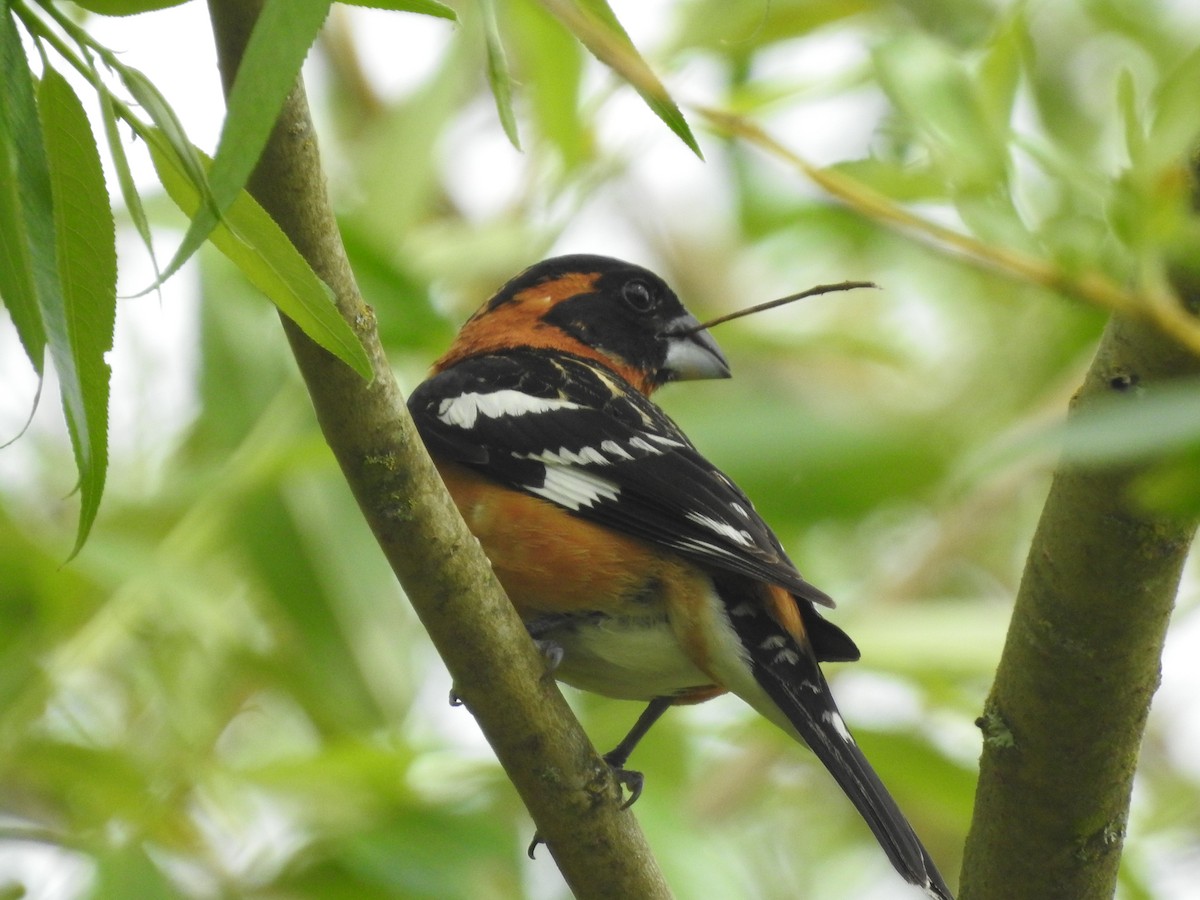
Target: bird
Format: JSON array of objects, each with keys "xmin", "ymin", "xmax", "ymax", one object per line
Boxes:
[{"xmin": 407, "ymin": 254, "xmax": 953, "ymax": 899}]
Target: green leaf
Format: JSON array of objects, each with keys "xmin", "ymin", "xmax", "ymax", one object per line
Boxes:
[
  {"xmin": 538, "ymin": 0, "xmax": 702, "ymax": 158},
  {"xmin": 976, "ymin": 11, "xmax": 1025, "ymax": 135},
  {"xmin": 830, "ymin": 158, "xmax": 948, "ymax": 203},
  {"xmin": 508, "ymin": 0, "xmax": 588, "ymax": 168},
  {"xmin": 71, "ymin": 0, "xmax": 189, "ymax": 15},
  {"xmin": 873, "ymin": 32, "xmax": 1009, "ymax": 191},
  {"xmin": 93, "ymin": 844, "xmax": 177, "ymax": 900},
  {"xmin": 92, "ymin": 50, "xmax": 160, "ymax": 288},
  {"xmin": 117, "ymin": 64, "xmax": 214, "ymax": 203},
  {"xmin": 1117, "ymin": 67, "xmax": 1144, "ymax": 168},
  {"xmin": 0, "ymin": 127, "xmax": 45, "ymax": 368},
  {"xmin": 1133, "ymin": 448, "xmax": 1200, "ymax": 518},
  {"xmin": 147, "ymin": 133, "xmax": 373, "ymax": 380},
  {"xmin": 0, "ymin": 3, "xmax": 53, "ymax": 375},
  {"xmin": 344, "ymin": 0, "xmax": 457, "ymax": 19},
  {"xmin": 478, "ymin": 0, "xmax": 522, "ymax": 150},
  {"xmin": 1147, "ymin": 44, "xmax": 1200, "ymax": 173},
  {"xmin": 38, "ymin": 67, "xmax": 118, "ymax": 557},
  {"xmin": 1060, "ymin": 378, "xmax": 1200, "ymax": 466},
  {"xmin": 147, "ymin": 0, "xmax": 334, "ymax": 294}
]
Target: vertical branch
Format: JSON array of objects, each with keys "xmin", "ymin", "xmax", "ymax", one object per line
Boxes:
[
  {"xmin": 201, "ymin": 2, "xmax": 673, "ymax": 897},
  {"xmin": 960, "ymin": 308, "xmax": 1200, "ymax": 898}
]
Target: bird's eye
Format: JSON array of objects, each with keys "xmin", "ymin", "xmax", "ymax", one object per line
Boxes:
[{"xmin": 622, "ymin": 280, "xmax": 656, "ymax": 313}]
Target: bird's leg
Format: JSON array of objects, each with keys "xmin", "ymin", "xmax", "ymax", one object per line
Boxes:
[
  {"xmin": 602, "ymin": 695, "xmax": 673, "ymax": 809},
  {"xmin": 526, "ymin": 696, "xmax": 675, "ymax": 858}
]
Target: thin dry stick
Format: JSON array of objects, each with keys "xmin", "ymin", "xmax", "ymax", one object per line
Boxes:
[{"xmin": 682, "ymin": 280, "xmax": 878, "ymax": 333}]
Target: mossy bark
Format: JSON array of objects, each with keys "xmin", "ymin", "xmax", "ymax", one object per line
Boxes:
[{"xmin": 960, "ymin": 310, "xmax": 1200, "ymax": 899}]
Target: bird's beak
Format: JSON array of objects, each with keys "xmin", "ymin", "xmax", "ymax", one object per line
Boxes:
[{"xmin": 661, "ymin": 313, "xmax": 731, "ymax": 381}]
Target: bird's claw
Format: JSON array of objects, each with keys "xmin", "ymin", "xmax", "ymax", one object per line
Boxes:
[
  {"xmin": 527, "ymin": 832, "xmax": 544, "ymax": 859},
  {"xmin": 603, "ymin": 755, "xmax": 646, "ymax": 809},
  {"xmin": 525, "ymin": 757, "xmax": 647, "ymax": 857},
  {"xmin": 534, "ymin": 638, "xmax": 564, "ymax": 673}
]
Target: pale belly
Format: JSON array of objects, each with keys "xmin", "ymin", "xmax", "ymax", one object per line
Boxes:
[{"xmin": 535, "ymin": 609, "xmax": 714, "ymax": 701}]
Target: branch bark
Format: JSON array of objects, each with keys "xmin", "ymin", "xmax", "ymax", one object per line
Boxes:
[
  {"xmin": 960, "ymin": 304, "xmax": 1200, "ymax": 898},
  {"xmin": 203, "ymin": 3, "xmax": 672, "ymax": 897}
]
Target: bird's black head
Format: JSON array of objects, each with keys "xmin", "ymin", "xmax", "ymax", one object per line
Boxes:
[{"xmin": 484, "ymin": 254, "xmax": 730, "ymax": 392}]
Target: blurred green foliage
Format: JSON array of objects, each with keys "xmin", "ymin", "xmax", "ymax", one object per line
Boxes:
[{"xmin": 3, "ymin": 0, "xmax": 1200, "ymax": 897}]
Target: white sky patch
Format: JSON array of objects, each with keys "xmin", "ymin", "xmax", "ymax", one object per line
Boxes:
[
  {"xmin": 687, "ymin": 511, "xmax": 754, "ymax": 546},
  {"xmin": 527, "ymin": 467, "xmax": 620, "ymax": 511},
  {"xmin": 437, "ymin": 390, "xmax": 579, "ymax": 429}
]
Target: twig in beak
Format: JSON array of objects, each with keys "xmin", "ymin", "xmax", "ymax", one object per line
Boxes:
[{"xmin": 678, "ymin": 280, "xmax": 879, "ymax": 334}]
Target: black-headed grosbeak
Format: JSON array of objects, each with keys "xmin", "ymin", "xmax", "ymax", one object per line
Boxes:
[{"xmin": 408, "ymin": 255, "xmax": 953, "ymax": 899}]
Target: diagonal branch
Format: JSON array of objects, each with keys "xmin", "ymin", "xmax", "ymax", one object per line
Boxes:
[{"xmin": 202, "ymin": 2, "xmax": 672, "ymax": 897}]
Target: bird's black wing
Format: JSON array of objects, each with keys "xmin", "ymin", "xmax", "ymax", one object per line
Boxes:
[{"xmin": 408, "ymin": 350, "xmax": 832, "ymax": 608}]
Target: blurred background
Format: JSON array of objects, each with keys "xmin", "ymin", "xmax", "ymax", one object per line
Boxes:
[{"xmin": 2, "ymin": 0, "xmax": 1200, "ymax": 897}]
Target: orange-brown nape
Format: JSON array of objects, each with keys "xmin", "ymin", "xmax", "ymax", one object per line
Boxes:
[{"xmin": 434, "ymin": 271, "xmax": 659, "ymax": 395}]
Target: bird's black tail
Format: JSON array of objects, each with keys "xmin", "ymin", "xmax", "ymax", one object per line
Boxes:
[
  {"xmin": 759, "ymin": 666, "xmax": 953, "ymax": 899},
  {"xmin": 724, "ymin": 587, "xmax": 954, "ymax": 899}
]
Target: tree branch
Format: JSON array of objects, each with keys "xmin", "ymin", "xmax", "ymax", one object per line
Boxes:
[
  {"xmin": 959, "ymin": 306, "xmax": 1200, "ymax": 897},
  {"xmin": 202, "ymin": 3, "xmax": 672, "ymax": 897}
]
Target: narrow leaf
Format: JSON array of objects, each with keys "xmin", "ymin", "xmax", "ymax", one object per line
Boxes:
[
  {"xmin": 38, "ymin": 67, "xmax": 118, "ymax": 556},
  {"xmin": 478, "ymin": 0, "xmax": 521, "ymax": 150},
  {"xmin": 147, "ymin": 133, "xmax": 372, "ymax": 380},
  {"xmin": 118, "ymin": 65, "xmax": 214, "ymax": 203},
  {"xmin": 71, "ymin": 0, "xmax": 189, "ymax": 15},
  {"xmin": 0, "ymin": 101, "xmax": 47, "ymax": 373},
  {"xmin": 508, "ymin": 0, "xmax": 588, "ymax": 169},
  {"xmin": 0, "ymin": 2, "xmax": 54, "ymax": 374},
  {"xmin": 145, "ymin": 0, "xmax": 333, "ymax": 296},
  {"xmin": 1116, "ymin": 67, "xmax": 1143, "ymax": 168},
  {"xmin": 344, "ymin": 0, "xmax": 456, "ymax": 19},
  {"xmin": 92, "ymin": 50, "xmax": 160, "ymax": 288},
  {"xmin": 538, "ymin": 0, "xmax": 701, "ymax": 158}
]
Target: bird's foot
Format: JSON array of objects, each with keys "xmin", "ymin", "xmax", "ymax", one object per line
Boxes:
[
  {"xmin": 602, "ymin": 753, "xmax": 646, "ymax": 810},
  {"xmin": 526, "ymin": 755, "xmax": 647, "ymax": 858},
  {"xmin": 534, "ymin": 637, "xmax": 564, "ymax": 673}
]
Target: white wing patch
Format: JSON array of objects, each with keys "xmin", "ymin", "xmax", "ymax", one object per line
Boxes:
[
  {"xmin": 527, "ymin": 466, "xmax": 621, "ymax": 511},
  {"xmin": 823, "ymin": 709, "xmax": 854, "ymax": 744},
  {"xmin": 628, "ymin": 436, "xmax": 663, "ymax": 455},
  {"xmin": 437, "ymin": 390, "xmax": 580, "ymax": 429},
  {"xmin": 644, "ymin": 433, "xmax": 687, "ymax": 449},
  {"xmin": 687, "ymin": 511, "xmax": 754, "ymax": 547},
  {"xmin": 531, "ymin": 445, "xmax": 611, "ymax": 467},
  {"xmin": 668, "ymin": 536, "xmax": 745, "ymax": 562},
  {"xmin": 600, "ymin": 439, "xmax": 633, "ymax": 460}
]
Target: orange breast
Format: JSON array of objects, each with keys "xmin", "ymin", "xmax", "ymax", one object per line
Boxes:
[
  {"xmin": 435, "ymin": 460, "xmax": 729, "ymax": 704},
  {"xmin": 435, "ymin": 460, "xmax": 667, "ymax": 617}
]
